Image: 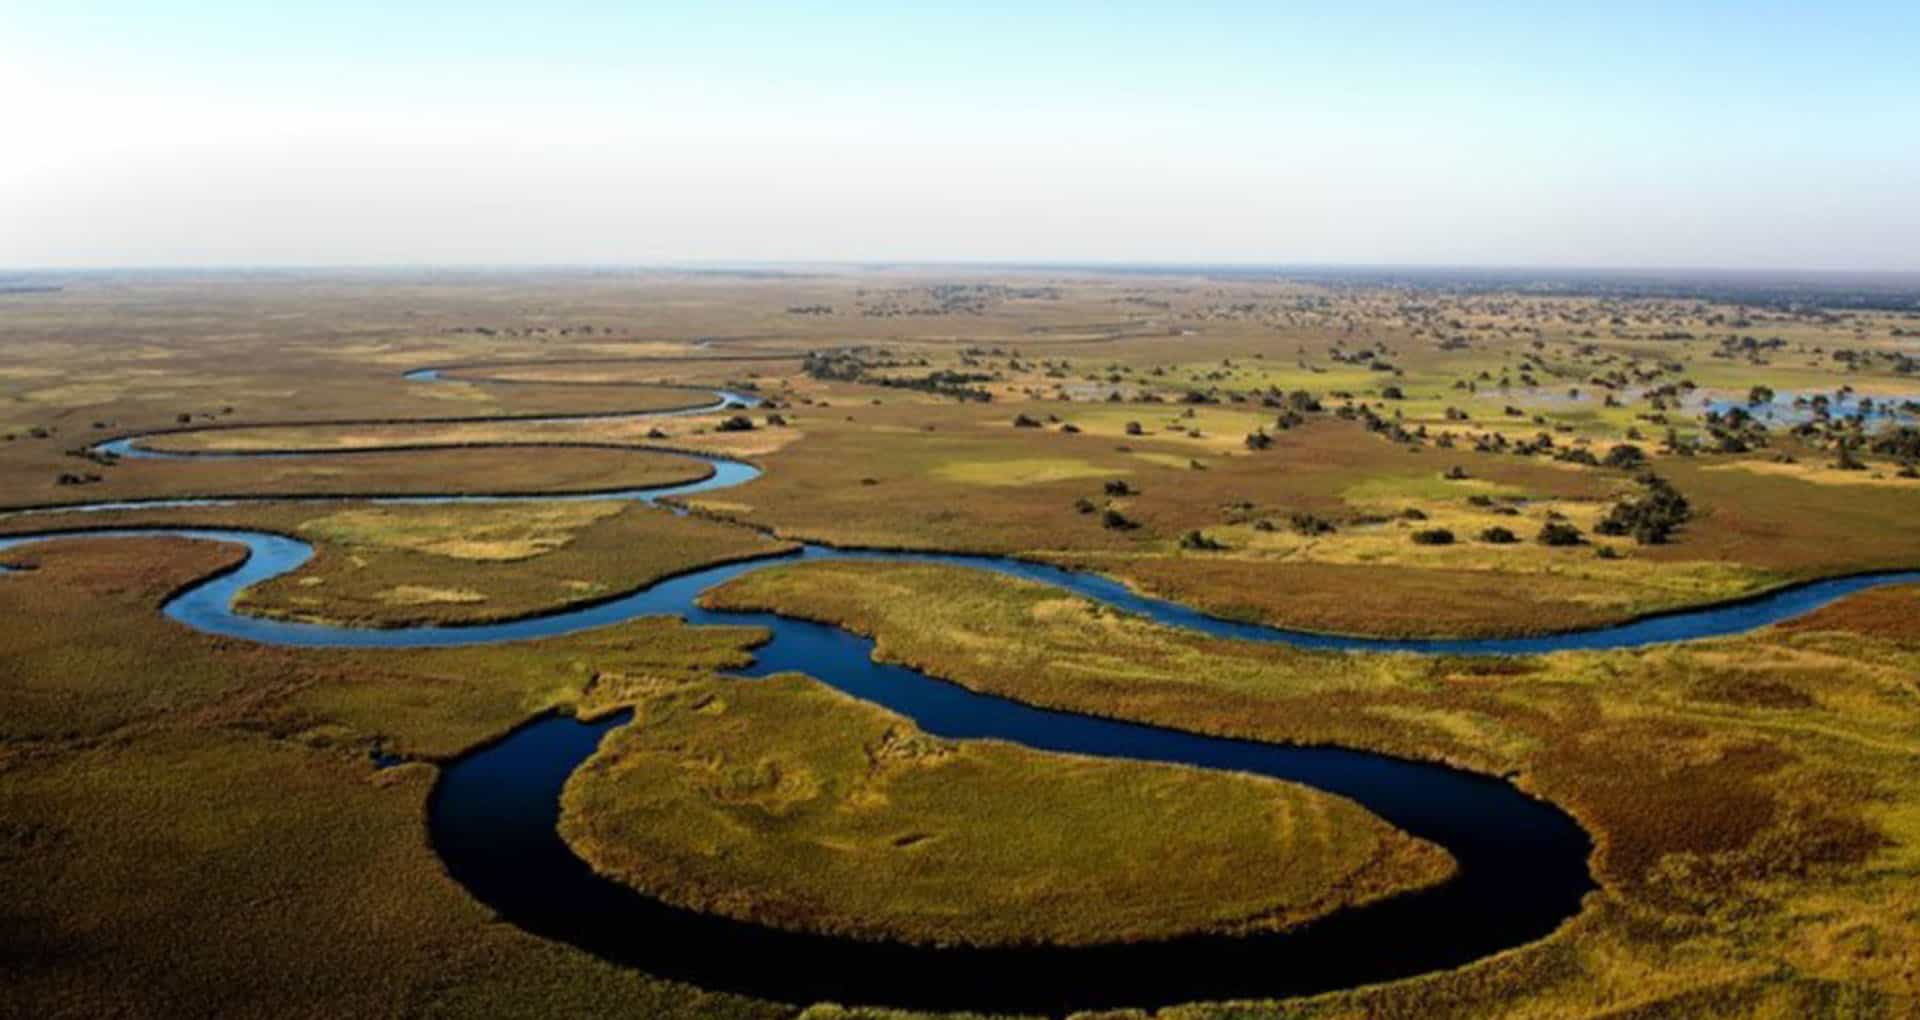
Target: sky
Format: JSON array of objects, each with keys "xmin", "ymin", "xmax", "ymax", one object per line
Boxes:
[{"xmin": 4, "ymin": 2, "xmax": 1918, "ymax": 270}]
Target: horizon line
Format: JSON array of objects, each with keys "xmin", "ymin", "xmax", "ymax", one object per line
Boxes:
[{"xmin": 7, "ymin": 260, "xmax": 1920, "ymax": 280}]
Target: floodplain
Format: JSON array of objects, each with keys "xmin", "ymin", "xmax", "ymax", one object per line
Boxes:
[{"xmin": 3, "ymin": 267, "xmax": 1919, "ymax": 1018}]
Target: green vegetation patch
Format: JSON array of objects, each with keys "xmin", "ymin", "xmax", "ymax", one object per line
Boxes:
[
  {"xmin": 560, "ymin": 673, "xmax": 1452, "ymax": 947},
  {"xmin": 1340, "ymin": 471, "xmax": 1529, "ymax": 505},
  {"xmin": 229, "ymin": 500, "xmax": 797, "ymax": 627},
  {"xmin": 929, "ymin": 455, "xmax": 1121, "ymax": 487},
  {"xmin": 300, "ymin": 500, "xmax": 627, "ymax": 560}
]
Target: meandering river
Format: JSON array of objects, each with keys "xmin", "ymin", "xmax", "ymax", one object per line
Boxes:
[{"xmin": 2, "ymin": 369, "xmax": 1912, "ymax": 1012}]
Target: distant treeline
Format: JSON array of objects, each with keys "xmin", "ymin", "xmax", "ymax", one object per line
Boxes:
[
  {"xmin": 1274, "ymin": 267, "xmax": 1920, "ymax": 312},
  {"xmin": 971, "ymin": 263, "xmax": 1920, "ymax": 312},
  {"xmin": 1280, "ymin": 267, "xmax": 1920, "ymax": 312}
]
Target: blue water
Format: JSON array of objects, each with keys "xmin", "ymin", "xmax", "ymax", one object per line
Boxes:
[
  {"xmin": 3, "ymin": 369, "xmax": 1912, "ymax": 1012},
  {"xmin": 1702, "ymin": 390, "xmax": 1920, "ymax": 427},
  {"xmin": 6, "ymin": 524, "xmax": 1914, "ymax": 654}
]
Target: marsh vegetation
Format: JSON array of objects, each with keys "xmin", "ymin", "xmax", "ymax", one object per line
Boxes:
[{"xmin": 5, "ymin": 268, "xmax": 1920, "ymax": 1018}]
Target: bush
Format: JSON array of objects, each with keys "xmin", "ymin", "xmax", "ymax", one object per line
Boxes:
[
  {"xmin": 1410, "ymin": 528, "xmax": 1455, "ymax": 546},
  {"xmin": 1103, "ymin": 480, "xmax": 1135, "ymax": 496},
  {"xmin": 715, "ymin": 415, "xmax": 756, "ymax": 432},
  {"xmin": 1593, "ymin": 473, "xmax": 1691, "ymax": 544},
  {"xmin": 1012, "ymin": 414, "xmax": 1042, "ymax": 428},
  {"xmin": 1537, "ymin": 521, "xmax": 1585, "ymax": 546},
  {"xmin": 1603, "ymin": 443, "xmax": 1647, "ymax": 469},
  {"xmin": 1288, "ymin": 512, "xmax": 1336, "ymax": 536},
  {"xmin": 1178, "ymin": 529, "xmax": 1225, "ymax": 550},
  {"xmin": 1478, "ymin": 526, "xmax": 1518, "ymax": 544},
  {"xmin": 1871, "ymin": 427, "xmax": 1920, "ymax": 462},
  {"xmin": 1101, "ymin": 509, "xmax": 1136, "ymax": 530},
  {"xmin": 1285, "ymin": 390, "xmax": 1322, "ymax": 412},
  {"xmin": 1443, "ymin": 465, "xmax": 1469, "ymax": 480}
]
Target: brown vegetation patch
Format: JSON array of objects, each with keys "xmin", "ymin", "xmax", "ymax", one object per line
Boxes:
[
  {"xmin": 1776, "ymin": 584, "xmax": 1920, "ymax": 643},
  {"xmin": 1686, "ymin": 672, "xmax": 1820, "ymax": 710}
]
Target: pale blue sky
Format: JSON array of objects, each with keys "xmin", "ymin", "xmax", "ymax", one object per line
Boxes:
[{"xmin": 5, "ymin": 2, "xmax": 1917, "ymax": 269}]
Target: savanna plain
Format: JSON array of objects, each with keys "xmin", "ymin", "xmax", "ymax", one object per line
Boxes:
[{"xmin": 3, "ymin": 268, "xmax": 1919, "ymax": 1018}]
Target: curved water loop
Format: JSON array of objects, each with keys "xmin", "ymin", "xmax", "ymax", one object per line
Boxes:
[{"xmin": 1, "ymin": 363, "xmax": 1910, "ymax": 1012}]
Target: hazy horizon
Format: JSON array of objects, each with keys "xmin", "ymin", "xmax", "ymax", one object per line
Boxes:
[
  {"xmin": 7, "ymin": 2, "xmax": 1918, "ymax": 272},
  {"xmin": 9, "ymin": 261, "xmax": 1920, "ymax": 282}
]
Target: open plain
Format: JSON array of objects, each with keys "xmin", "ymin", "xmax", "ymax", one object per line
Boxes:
[{"xmin": 4, "ymin": 267, "xmax": 1920, "ymax": 1018}]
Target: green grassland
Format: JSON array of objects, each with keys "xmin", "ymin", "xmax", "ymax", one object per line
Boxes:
[
  {"xmin": 239, "ymin": 500, "xmax": 795, "ymax": 627},
  {"xmin": 0, "ymin": 497, "xmax": 795, "ymax": 629},
  {"xmin": 682, "ymin": 396, "xmax": 1920, "ymax": 637},
  {"xmin": 0, "ymin": 538, "xmax": 785, "ymax": 1019},
  {"xmin": 3, "ymin": 442, "xmax": 713, "ymax": 511},
  {"xmin": 560, "ymin": 673, "xmax": 1451, "ymax": 948},
  {"xmin": 703, "ymin": 559, "xmax": 1920, "ymax": 1018},
  {"xmin": 136, "ymin": 405, "xmax": 807, "ymax": 461}
]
